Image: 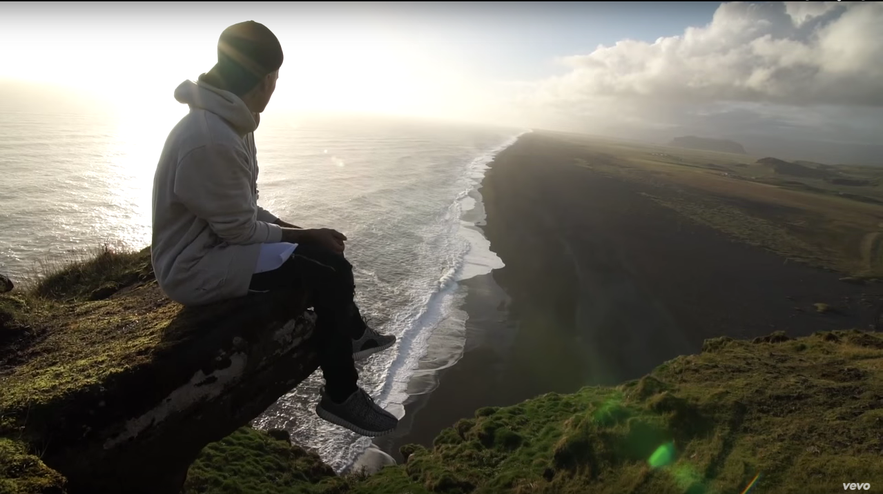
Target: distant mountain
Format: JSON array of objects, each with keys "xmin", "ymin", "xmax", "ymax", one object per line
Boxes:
[
  {"xmin": 733, "ymin": 134, "xmax": 883, "ymax": 167},
  {"xmin": 756, "ymin": 157, "xmax": 792, "ymax": 167},
  {"xmin": 668, "ymin": 136, "xmax": 747, "ymax": 155},
  {"xmin": 756, "ymin": 157, "xmax": 875, "ymax": 186},
  {"xmin": 794, "ymin": 160, "xmax": 830, "ymax": 168},
  {"xmin": 756, "ymin": 157, "xmax": 832, "ymax": 179}
]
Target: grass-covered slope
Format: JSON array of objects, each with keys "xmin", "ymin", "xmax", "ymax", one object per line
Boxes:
[
  {"xmin": 0, "ymin": 245, "xmax": 163, "ymax": 419},
  {"xmin": 1, "ymin": 244, "xmax": 319, "ymax": 494},
  {"xmin": 183, "ymin": 427, "xmax": 346, "ymax": 494},
  {"xmin": 187, "ymin": 330, "xmax": 883, "ymax": 494},
  {"xmin": 0, "ymin": 246, "xmax": 158, "ymax": 493},
  {"xmin": 0, "ymin": 438, "xmax": 66, "ymax": 494}
]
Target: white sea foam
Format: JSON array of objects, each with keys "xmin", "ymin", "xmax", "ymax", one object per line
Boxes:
[
  {"xmin": 453, "ymin": 132, "xmax": 526, "ymax": 282},
  {"xmin": 361, "ymin": 129, "xmax": 529, "ymax": 469}
]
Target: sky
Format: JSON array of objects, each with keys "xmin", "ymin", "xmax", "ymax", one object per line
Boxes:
[{"xmin": 1, "ymin": 1, "xmax": 881, "ymax": 164}]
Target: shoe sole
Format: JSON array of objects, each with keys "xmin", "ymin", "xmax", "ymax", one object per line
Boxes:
[
  {"xmin": 353, "ymin": 338, "xmax": 396, "ymax": 361},
  {"xmin": 316, "ymin": 405, "xmax": 397, "ymax": 437}
]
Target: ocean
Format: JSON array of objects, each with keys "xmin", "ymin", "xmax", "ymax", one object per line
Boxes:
[{"xmin": 0, "ymin": 108, "xmax": 526, "ymax": 472}]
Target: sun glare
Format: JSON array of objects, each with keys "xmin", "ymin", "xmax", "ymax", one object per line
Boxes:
[
  {"xmin": 0, "ymin": 11, "xmax": 467, "ymax": 122},
  {"xmin": 277, "ymin": 33, "xmax": 432, "ymax": 115}
]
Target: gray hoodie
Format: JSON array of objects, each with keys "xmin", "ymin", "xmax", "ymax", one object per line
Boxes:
[{"xmin": 151, "ymin": 79, "xmax": 283, "ymax": 306}]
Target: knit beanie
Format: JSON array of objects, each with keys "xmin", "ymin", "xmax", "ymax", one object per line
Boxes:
[{"xmin": 202, "ymin": 21, "xmax": 284, "ymax": 95}]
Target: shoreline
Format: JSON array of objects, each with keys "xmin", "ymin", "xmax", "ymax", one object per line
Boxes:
[
  {"xmin": 371, "ymin": 272, "xmax": 514, "ymax": 463},
  {"xmin": 349, "ymin": 132, "xmax": 525, "ymax": 472},
  {"xmin": 370, "ymin": 130, "xmax": 875, "ymax": 464}
]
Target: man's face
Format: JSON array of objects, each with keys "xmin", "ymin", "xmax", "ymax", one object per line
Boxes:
[{"xmin": 256, "ymin": 70, "xmax": 279, "ymax": 113}]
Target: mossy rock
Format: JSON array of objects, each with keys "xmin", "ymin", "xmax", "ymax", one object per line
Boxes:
[
  {"xmin": 0, "ymin": 438, "xmax": 67, "ymax": 494},
  {"xmin": 88, "ymin": 282, "xmax": 120, "ymax": 301},
  {"xmin": 1, "ymin": 247, "xmax": 321, "ymax": 494},
  {"xmin": 752, "ymin": 330, "xmax": 791, "ymax": 344},
  {"xmin": 183, "ymin": 427, "xmax": 341, "ymax": 494},
  {"xmin": 702, "ymin": 336, "xmax": 734, "ymax": 353}
]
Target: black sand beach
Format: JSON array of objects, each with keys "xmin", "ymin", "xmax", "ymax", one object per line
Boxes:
[{"xmin": 375, "ymin": 131, "xmax": 875, "ymax": 462}]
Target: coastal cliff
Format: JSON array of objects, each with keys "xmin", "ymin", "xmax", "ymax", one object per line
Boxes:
[
  {"xmin": 2, "ymin": 247, "xmax": 882, "ymax": 494},
  {"xmin": 183, "ymin": 330, "xmax": 883, "ymax": 494},
  {"xmin": 0, "ymin": 246, "xmax": 319, "ymax": 494}
]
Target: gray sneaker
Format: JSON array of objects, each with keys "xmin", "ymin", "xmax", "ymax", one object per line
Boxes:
[
  {"xmin": 352, "ymin": 326, "xmax": 396, "ymax": 360},
  {"xmin": 315, "ymin": 387, "xmax": 398, "ymax": 437}
]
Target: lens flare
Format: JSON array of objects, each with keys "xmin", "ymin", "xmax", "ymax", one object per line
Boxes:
[
  {"xmin": 740, "ymin": 472, "xmax": 762, "ymax": 494},
  {"xmin": 648, "ymin": 442, "xmax": 676, "ymax": 469},
  {"xmin": 592, "ymin": 394, "xmax": 625, "ymax": 425}
]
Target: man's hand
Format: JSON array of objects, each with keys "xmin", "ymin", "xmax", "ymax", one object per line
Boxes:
[
  {"xmin": 279, "ymin": 227, "xmax": 347, "ymax": 254},
  {"xmin": 308, "ymin": 228, "xmax": 347, "ymax": 254}
]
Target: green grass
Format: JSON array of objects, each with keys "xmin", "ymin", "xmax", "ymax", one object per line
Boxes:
[
  {"xmin": 0, "ymin": 438, "xmax": 66, "ymax": 494},
  {"xmin": 638, "ymin": 192, "xmax": 842, "ymax": 273},
  {"xmin": 185, "ymin": 330, "xmax": 883, "ymax": 494},
  {"xmin": 28, "ymin": 243, "xmax": 154, "ymax": 302},
  {"xmin": 183, "ymin": 427, "xmax": 349, "ymax": 494}
]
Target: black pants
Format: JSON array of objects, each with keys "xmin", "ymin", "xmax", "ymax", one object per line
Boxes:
[{"xmin": 249, "ymin": 244, "xmax": 366, "ymax": 401}]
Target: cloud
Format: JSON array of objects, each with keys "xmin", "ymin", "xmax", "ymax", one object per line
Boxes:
[
  {"xmin": 509, "ymin": 1, "xmax": 883, "ymax": 163},
  {"xmin": 537, "ymin": 2, "xmax": 882, "ymax": 108},
  {"xmin": 783, "ymin": 1, "xmax": 840, "ymax": 27}
]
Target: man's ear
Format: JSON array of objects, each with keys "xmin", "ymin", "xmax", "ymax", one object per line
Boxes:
[{"xmin": 263, "ymin": 71, "xmax": 276, "ymax": 89}]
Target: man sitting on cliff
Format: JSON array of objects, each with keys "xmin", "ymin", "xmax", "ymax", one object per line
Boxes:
[{"xmin": 150, "ymin": 21, "xmax": 398, "ymax": 437}]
